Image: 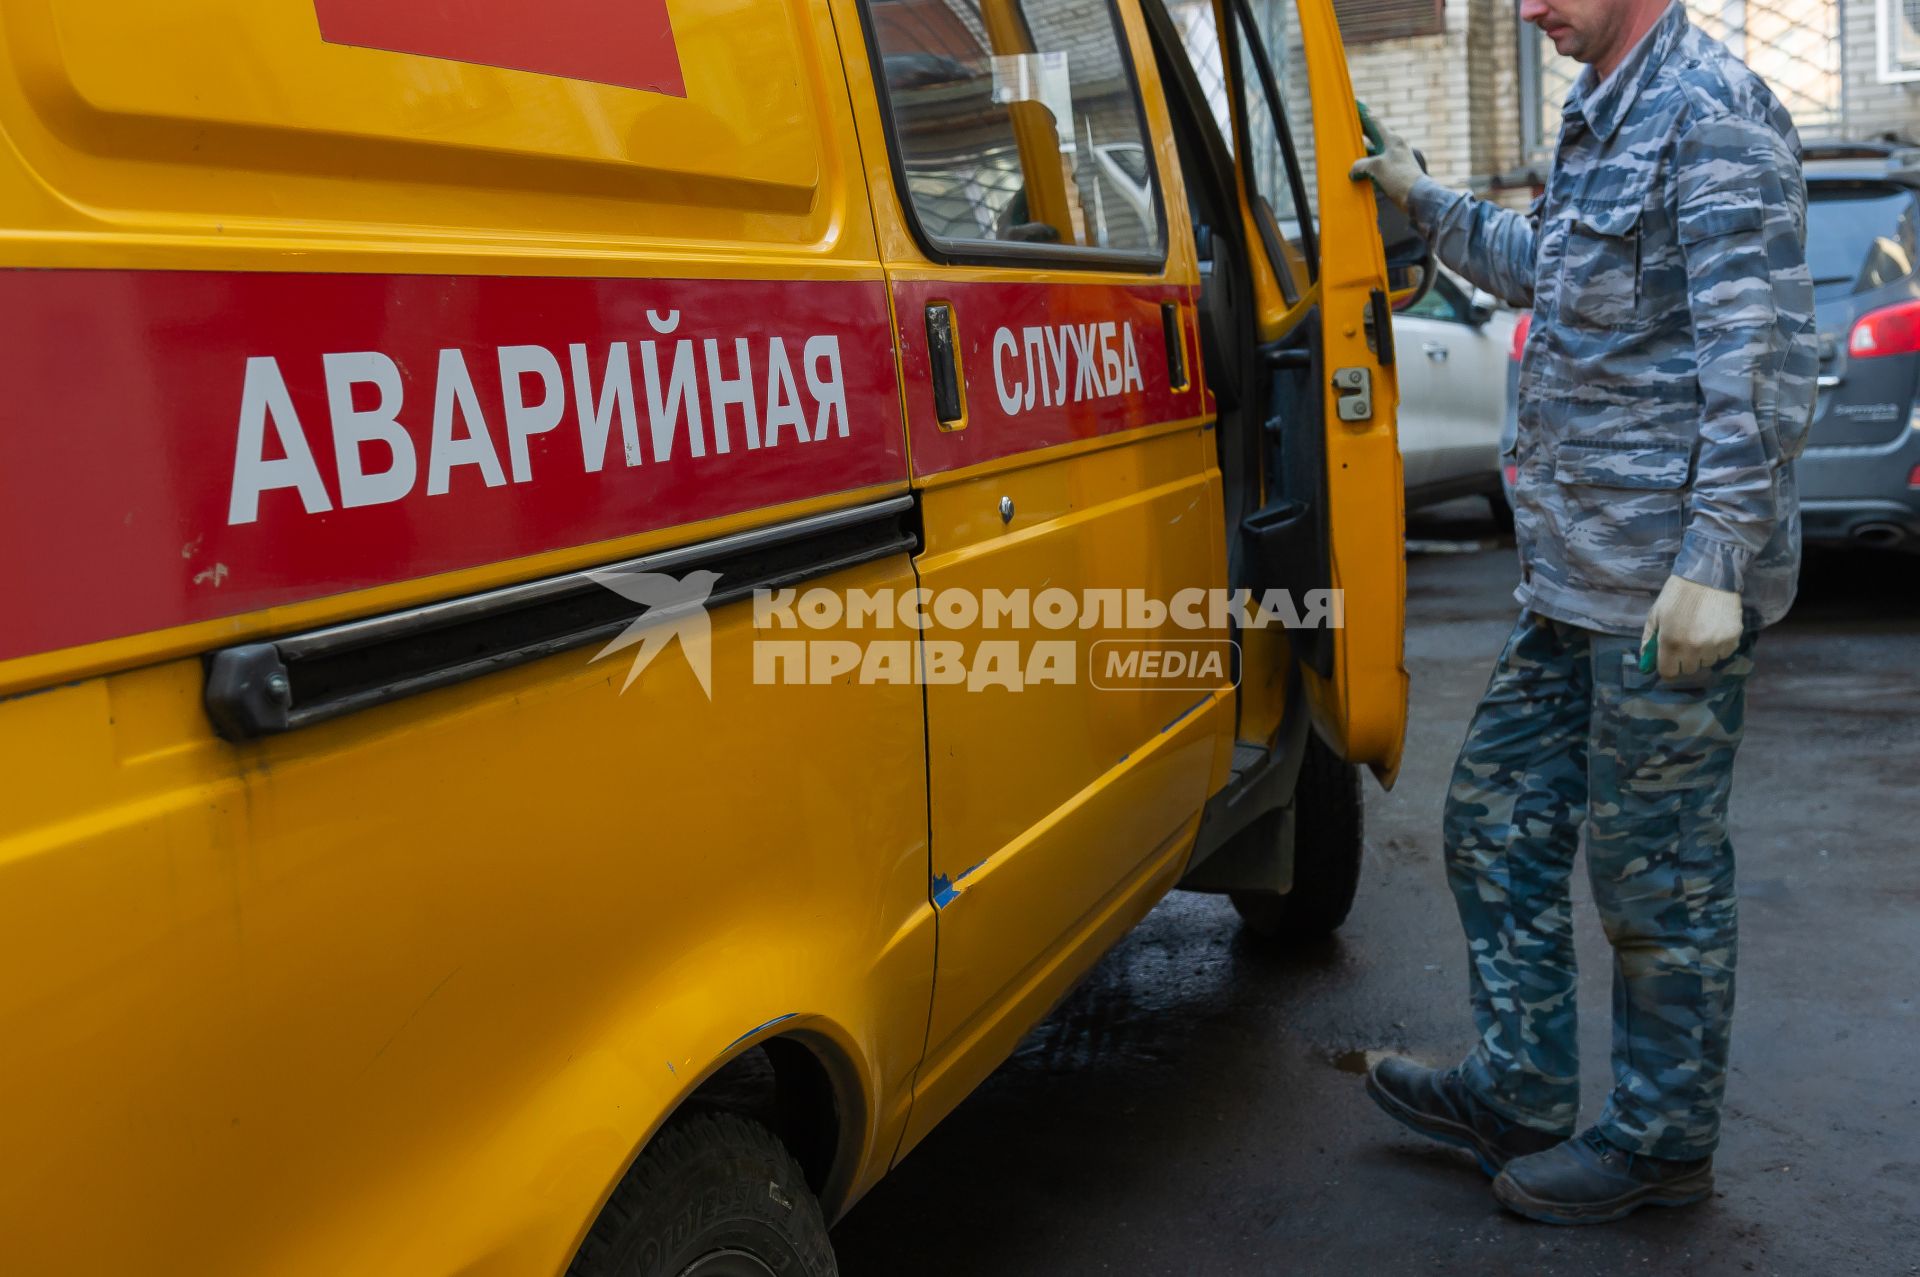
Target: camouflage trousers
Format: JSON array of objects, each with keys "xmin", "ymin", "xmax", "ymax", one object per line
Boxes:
[{"xmin": 1443, "ymin": 609, "xmax": 1755, "ymax": 1160}]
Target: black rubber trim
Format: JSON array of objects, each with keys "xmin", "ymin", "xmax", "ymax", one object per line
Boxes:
[
  {"xmin": 1369, "ymin": 287, "xmax": 1396, "ymax": 367},
  {"xmin": 203, "ymin": 496, "xmax": 920, "ymax": 741},
  {"xmin": 1226, "ymin": 0, "xmax": 1319, "ymax": 282}
]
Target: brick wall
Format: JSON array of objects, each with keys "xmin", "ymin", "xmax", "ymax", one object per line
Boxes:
[
  {"xmin": 1343, "ymin": 0, "xmax": 1533, "ymax": 208},
  {"xmin": 1345, "ymin": 10, "xmax": 1468, "ymax": 186},
  {"xmin": 1338, "ymin": 0, "xmax": 1920, "ymax": 208}
]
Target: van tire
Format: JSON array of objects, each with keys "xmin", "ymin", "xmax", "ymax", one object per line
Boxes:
[
  {"xmin": 1230, "ymin": 734, "xmax": 1363, "ymax": 943},
  {"xmin": 568, "ymin": 1111, "xmax": 837, "ymax": 1277}
]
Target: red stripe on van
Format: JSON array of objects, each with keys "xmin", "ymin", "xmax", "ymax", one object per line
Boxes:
[
  {"xmin": 0, "ymin": 270, "xmax": 902, "ymax": 663},
  {"xmin": 892, "ymin": 280, "xmax": 1201, "ymax": 477},
  {"xmin": 313, "ymin": 0, "xmax": 686, "ymax": 97}
]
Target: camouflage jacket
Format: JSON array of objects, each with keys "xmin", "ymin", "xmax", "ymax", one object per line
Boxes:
[{"xmin": 1406, "ymin": 2, "xmax": 1817, "ymax": 635}]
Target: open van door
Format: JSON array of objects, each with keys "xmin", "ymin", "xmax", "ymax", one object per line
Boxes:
[{"xmin": 1149, "ymin": 0, "xmax": 1406, "ymax": 784}]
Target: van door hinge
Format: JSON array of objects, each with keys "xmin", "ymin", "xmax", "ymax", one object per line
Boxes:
[{"xmin": 1332, "ymin": 366, "xmax": 1373, "ymax": 422}]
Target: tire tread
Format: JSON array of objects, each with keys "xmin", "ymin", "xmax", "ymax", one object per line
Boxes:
[
  {"xmin": 568, "ymin": 1110, "xmax": 836, "ymax": 1277},
  {"xmin": 1231, "ymin": 733, "xmax": 1363, "ymax": 942}
]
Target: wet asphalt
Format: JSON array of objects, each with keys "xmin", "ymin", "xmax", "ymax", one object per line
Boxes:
[{"xmin": 832, "ymin": 502, "xmax": 1920, "ymax": 1276}]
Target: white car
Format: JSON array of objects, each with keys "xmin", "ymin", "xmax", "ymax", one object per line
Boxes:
[{"xmin": 1395, "ymin": 270, "xmax": 1519, "ymax": 521}]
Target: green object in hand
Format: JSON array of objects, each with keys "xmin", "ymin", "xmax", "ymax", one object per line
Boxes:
[
  {"xmin": 1639, "ymin": 633, "xmax": 1658, "ymax": 674},
  {"xmin": 1357, "ymin": 101, "xmax": 1385, "ymax": 156}
]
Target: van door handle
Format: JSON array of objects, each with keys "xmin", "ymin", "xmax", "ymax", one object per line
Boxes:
[
  {"xmin": 925, "ymin": 302, "xmax": 965, "ymax": 430},
  {"xmin": 1422, "ymin": 341, "xmax": 1449, "ymax": 362},
  {"xmin": 1161, "ymin": 301, "xmax": 1189, "ymax": 390}
]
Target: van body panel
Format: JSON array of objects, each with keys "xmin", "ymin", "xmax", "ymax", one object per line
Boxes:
[
  {"xmin": 0, "ymin": 0, "xmax": 1405, "ymax": 1269},
  {"xmin": 889, "ymin": 277, "xmax": 1202, "ymax": 475},
  {"xmin": 1286, "ymin": 0, "xmax": 1407, "ymax": 782},
  {"xmin": 0, "ymin": 268, "xmax": 906, "ymax": 665},
  {"xmin": 1164, "ymin": 0, "xmax": 1406, "ymax": 780},
  {"xmin": 895, "ymin": 709, "xmax": 1221, "ymax": 1159},
  {"xmin": 1, "ymin": 0, "xmax": 854, "ymax": 255},
  {"xmin": 832, "ymin": 0, "xmax": 1239, "ymax": 1155},
  {"xmin": 0, "ymin": 479, "xmax": 910, "ymax": 698},
  {"xmin": 0, "ymin": 2, "xmax": 935, "ymax": 1272},
  {"xmin": 0, "ymin": 553, "xmax": 933, "ymax": 1275},
  {"xmin": 0, "ymin": 0, "xmax": 907, "ymax": 684},
  {"xmin": 898, "ymin": 401, "xmax": 1229, "ymax": 1127}
]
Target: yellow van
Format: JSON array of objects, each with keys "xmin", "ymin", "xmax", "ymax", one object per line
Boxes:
[{"xmin": 0, "ymin": 0, "xmax": 1415, "ymax": 1271}]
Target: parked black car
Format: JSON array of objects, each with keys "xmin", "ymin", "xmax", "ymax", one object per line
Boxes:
[
  {"xmin": 1798, "ymin": 141, "xmax": 1920, "ymax": 550},
  {"xmin": 1501, "ymin": 140, "xmax": 1920, "ymax": 552}
]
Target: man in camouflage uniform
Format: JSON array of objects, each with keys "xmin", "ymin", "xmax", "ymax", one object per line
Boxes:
[{"xmin": 1350, "ymin": 0, "xmax": 1817, "ymax": 1224}]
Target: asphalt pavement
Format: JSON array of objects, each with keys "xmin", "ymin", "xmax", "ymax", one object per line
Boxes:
[{"xmin": 832, "ymin": 502, "xmax": 1920, "ymax": 1276}]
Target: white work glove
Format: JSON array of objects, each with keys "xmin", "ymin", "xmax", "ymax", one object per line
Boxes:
[
  {"xmin": 1349, "ymin": 110, "xmax": 1422, "ymax": 208},
  {"xmin": 1641, "ymin": 574, "xmax": 1743, "ymax": 679}
]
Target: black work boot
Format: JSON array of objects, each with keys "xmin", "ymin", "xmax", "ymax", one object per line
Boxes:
[
  {"xmin": 1492, "ymin": 1127, "xmax": 1715, "ymax": 1224},
  {"xmin": 1364, "ymin": 1056, "xmax": 1568, "ymax": 1176}
]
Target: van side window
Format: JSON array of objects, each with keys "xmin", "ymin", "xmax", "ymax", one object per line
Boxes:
[
  {"xmin": 863, "ymin": 0, "xmax": 1165, "ymax": 263},
  {"xmin": 1168, "ymin": 0, "xmax": 1318, "ymax": 297}
]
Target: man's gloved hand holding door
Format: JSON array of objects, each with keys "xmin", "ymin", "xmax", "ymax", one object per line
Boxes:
[{"xmin": 1349, "ymin": 105, "xmax": 1423, "ymax": 207}]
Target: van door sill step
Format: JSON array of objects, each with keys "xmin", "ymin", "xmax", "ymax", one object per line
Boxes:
[{"xmin": 1230, "ymin": 741, "xmax": 1267, "ymax": 783}]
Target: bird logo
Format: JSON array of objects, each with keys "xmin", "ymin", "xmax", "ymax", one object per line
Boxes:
[{"xmin": 585, "ymin": 568, "xmax": 721, "ymax": 698}]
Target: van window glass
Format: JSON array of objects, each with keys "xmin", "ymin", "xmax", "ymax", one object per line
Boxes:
[
  {"xmin": 866, "ymin": 0, "xmax": 1164, "ymax": 259},
  {"xmin": 1806, "ymin": 186, "xmax": 1919, "ymax": 295},
  {"xmin": 1167, "ymin": 0, "xmax": 1318, "ymax": 291}
]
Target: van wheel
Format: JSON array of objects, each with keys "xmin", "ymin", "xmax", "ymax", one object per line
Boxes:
[
  {"xmin": 1230, "ymin": 734, "xmax": 1363, "ymax": 943},
  {"xmin": 568, "ymin": 1111, "xmax": 837, "ymax": 1277}
]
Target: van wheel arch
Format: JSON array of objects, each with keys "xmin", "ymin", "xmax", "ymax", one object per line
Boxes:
[
  {"xmin": 681, "ymin": 1031, "xmax": 858, "ymax": 1213},
  {"xmin": 576, "ymin": 1025, "xmax": 867, "ymax": 1259}
]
